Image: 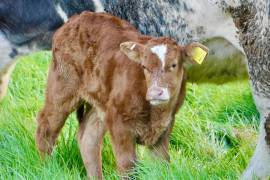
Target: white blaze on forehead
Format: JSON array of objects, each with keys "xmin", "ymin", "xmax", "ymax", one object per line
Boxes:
[{"xmin": 150, "ymin": 44, "xmax": 167, "ymax": 68}]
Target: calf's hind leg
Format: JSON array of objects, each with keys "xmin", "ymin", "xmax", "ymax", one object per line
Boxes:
[
  {"xmin": 78, "ymin": 107, "xmax": 106, "ymax": 179},
  {"xmin": 36, "ymin": 62, "xmax": 80, "ymax": 157}
]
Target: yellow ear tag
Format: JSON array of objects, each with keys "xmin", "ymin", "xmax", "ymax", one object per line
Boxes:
[{"xmin": 192, "ymin": 47, "xmax": 207, "ymax": 65}]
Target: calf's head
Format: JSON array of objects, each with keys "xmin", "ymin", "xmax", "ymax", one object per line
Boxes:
[{"xmin": 120, "ymin": 38, "xmax": 208, "ymax": 106}]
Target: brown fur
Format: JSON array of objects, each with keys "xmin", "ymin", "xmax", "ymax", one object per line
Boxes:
[{"xmin": 35, "ymin": 12, "xmax": 207, "ymax": 179}]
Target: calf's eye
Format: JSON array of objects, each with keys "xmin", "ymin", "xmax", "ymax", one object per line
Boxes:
[{"xmin": 169, "ymin": 63, "xmax": 177, "ymax": 72}]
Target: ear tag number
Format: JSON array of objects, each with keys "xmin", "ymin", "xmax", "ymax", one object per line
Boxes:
[{"xmin": 192, "ymin": 47, "xmax": 207, "ymax": 64}]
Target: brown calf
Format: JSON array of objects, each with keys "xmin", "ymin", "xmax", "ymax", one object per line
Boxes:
[{"xmin": 35, "ymin": 11, "xmax": 208, "ymax": 179}]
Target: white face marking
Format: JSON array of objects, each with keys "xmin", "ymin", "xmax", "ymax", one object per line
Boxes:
[
  {"xmin": 56, "ymin": 5, "xmax": 68, "ymax": 22},
  {"xmin": 93, "ymin": 0, "xmax": 105, "ymax": 12},
  {"xmin": 151, "ymin": 44, "xmax": 167, "ymax": 69}
]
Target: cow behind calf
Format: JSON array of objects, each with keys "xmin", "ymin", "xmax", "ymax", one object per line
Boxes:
[{"xmin": 35, "ymin": 12, "xmax": 208, "ymax": 178}]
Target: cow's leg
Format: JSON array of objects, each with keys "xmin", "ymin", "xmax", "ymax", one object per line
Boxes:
[
  {"xmin": 0, "ymin": 61, "xmax": 16, "ymax": 100},
  {"xmin": 149, "ymin": 119, "xmax": 175, "ymax": 162},
  {"xmin": 242, "ymin": 94, "xmax": 270, "ymax": 180},
  {"xmin": 36, "ymin": 62, "xmax": 80, "ymax": 157},
  {"xmin": 0, "ymin": 33, "xmax": 17, "ymax": 101},
  {"xmin": 149, "ymin": 131, "xmax": 170, "ymax": 162},
  {"xmin": 108, "ymin": 113, "xmax": 136, "ymax": 175},
  {"xmin": 78, "ymin": 108, "xmax": 106, "ymax": 179}
]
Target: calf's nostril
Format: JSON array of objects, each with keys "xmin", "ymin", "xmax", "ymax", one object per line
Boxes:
[{"xmin": 158, "ymin": 90, "xmax": 163, "ymax": 96}]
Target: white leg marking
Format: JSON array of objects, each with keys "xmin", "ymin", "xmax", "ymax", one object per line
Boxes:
[
  {"xmin": 93, "ymin": 0, "xmax": 104, "ymax": 12},
  {"xmin": 151, "ymin": 44, "xmax": 167, "ymax": 69},
  {"xmin": 242, "ymin": 95, "xmax": 270, "ymax": 179},
  {"xmin": 56, "ymin": 4, "xmax": 68, "ymax": 22}
]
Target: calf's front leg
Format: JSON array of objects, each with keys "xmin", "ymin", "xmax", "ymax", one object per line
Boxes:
[
  {"xmin": 149, "ymin": 134, "xmax": 170, "ymax": 162},
  {"xmin": 149, "ymin": 118, "xmax": 175, "ymax": 162},
  {"xmin": 108, "ymin": 116, "xmax": 136, "ymax": 176}
]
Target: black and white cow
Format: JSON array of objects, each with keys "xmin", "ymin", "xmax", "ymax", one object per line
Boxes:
[
  {"xmin": 0, "ymin": 0, "xmax": 98, "ymax": 98},
  {"xmin": 0, "ymin": 0, "xmax": 269, "ymax": 179},
  {"xmin": 227, "ymin": 0, "xmax": 270, "ymax": 179}
]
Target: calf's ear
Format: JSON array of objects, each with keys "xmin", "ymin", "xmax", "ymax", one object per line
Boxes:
[
  {"xmin": 120, "ymin": 41, "xmax": 144, "ymax": 63},
  {"xmin": 183, "ymin": 42, "xmax": 209, "ymax": 65}
]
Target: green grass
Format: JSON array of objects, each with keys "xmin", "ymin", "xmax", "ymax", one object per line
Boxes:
[{"xmin": 0, "ymin": 51, "xmax": 260, "ymax": 179}]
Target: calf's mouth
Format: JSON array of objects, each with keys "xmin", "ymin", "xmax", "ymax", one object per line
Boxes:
[{"xmin": 149, "ymin": 99, "xmax": 169, "ymax": 106}]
